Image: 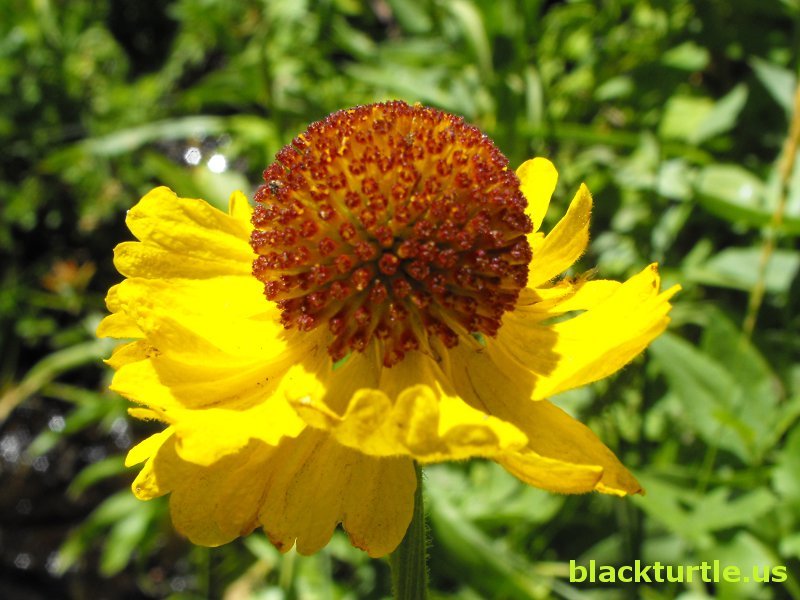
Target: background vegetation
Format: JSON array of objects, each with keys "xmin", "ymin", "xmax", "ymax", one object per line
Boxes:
[{"xmin": 2, "ymin": 0, "xmax": 799, "ymax": 598}]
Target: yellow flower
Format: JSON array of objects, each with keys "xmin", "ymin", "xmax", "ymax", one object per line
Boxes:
[{"xmin": 98, "ymin": 101, "xmax": 678, "ymax": 558}]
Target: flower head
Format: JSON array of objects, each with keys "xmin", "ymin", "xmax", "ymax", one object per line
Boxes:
[
  {"xmin": 98, "ymin": 101, "xmax": 678, "ymax": 557},
  {"xmin": 251, "ymin": 102, "xmax": 532, "ymax": 366}
]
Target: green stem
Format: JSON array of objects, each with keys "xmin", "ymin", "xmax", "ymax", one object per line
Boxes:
[
  {"xmin": 743, "ymin": 82, "xmax": 800, "ymax": 337},
  {"xmin": 389, "ymin": 463, "xmax": 428, "ymax": 600}
]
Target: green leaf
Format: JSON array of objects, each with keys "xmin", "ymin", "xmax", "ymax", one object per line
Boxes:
[
  {"xmin": 652, "ymin": 203, "xmax": 694, "ymax": 260},
  {"xmin": 56, "ymin": 491, "xmax": 142, "ymax": 574},
  {"xmin": 425, "ymin": 465, "xmax": 582, "ymax": 598},
  {"xmin": 594, "ymin": 75, "xmax": 634, "ymax": 102},
  {"xmin": 54, "ymin": 116, "xmax": 232, "ymax": 159},
  {"xmin": 444, "ymin": 0, "xmax": 493, "ymax": 77},
  {"xmin": 698, "ymin": 308, "xmax": 787, "ymax": 458},
  {"xmin": 661, "ymin": 41, "xmax": 710, "ymax": 71},
  {"xmin": 686, "ymin": 247, "xmax": 800, "ymax": 294},
  {"xmin": 656, "ymin": 159, "xmax": 695, "ymax": 201},
  {"xmin": 659, "ymin": 95, "xmax": 714, "ymax": 142},
  {"xmin": 694, "ymin": 164, "xmax": 800, "ymax": 233},
  {"xmin": 330, "ymin": 15, "xmax": 378, "ymax": 60},
  {"xmin": 772, "ymin": 425, "xmax": 800, "ymax": 508},
  {"xmin": 695, "ymin": 164, "xmax": 765, "ymax": 217},
  {"xmin": 523, "ymin": 66, "xmax": 545, "ymax": 127},
  {"xmin": 779, "ymin": 532, "xmax": 800, "ymax": 560},
  {"xmin": 684, "ymin": 488, "xmax": 777, "ymax": 533},
  {"xmin": 690, "ymin": 84, "xmax": 748, "ymax": 145},
  {"xmin": 68, "ymin": 455, "xmax": 128, "ymax": 498},
  {"xmin": 344, "ymin": 63, "xmax": 457, "ymax": 112},
  {"xmin": 700, "ymin": 308, "xmax": 781, "ymax": 404},
  {"xmin": 427, "ymin": 486, "xmax": 559, "ymax": 600},
  {"xmin": 385, "ymin": 0, "xmax": 433, "ymax": 33},
  {"xmin": 631, "ymin": 474, "xmax": 710, "ymax": 545},
  {"xmin": 634, "ymin": 476, "xmax": 777, "ymax": 547},
  {"xmin": 100, "ymin": 501, "xmax": 157, "ymax": 576},
  {"xmin": 750, "ymin": 57, "xmax": 796, "ymax": 115},
  {"xmin": 649, "ymin": 333, "xmax": 755, "ymax": 460}
]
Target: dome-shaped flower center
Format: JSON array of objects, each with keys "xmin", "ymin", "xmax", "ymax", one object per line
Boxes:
[{"xmin": 251, "ymin": 101, "xmax": 532, "ymax": 367}]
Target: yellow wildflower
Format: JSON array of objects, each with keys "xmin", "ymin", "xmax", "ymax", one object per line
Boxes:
[{"xmin": 98, "ymin": 101, "xmax": 678, "ymax": 557}]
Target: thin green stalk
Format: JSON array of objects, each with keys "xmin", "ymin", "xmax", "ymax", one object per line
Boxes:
[
  {"xmin": 743, "ymin": 83, "xmax": 800, "ymax": 337},
  {"xmin": 389, "ymin": 463, "xmax": 428, "ymax": 600}
]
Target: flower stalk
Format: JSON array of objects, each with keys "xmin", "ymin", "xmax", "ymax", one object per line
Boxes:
[
  {"xmin": 389, "ymin": 463, "xmax": 428, "ymax": 600},
  {"xmin": 743, "ymin": 82, "xmax": 800, "ymax": 337}
]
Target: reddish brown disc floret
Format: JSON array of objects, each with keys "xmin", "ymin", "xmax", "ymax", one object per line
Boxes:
[{"xmin": 251, "ymin": 101, "xmax": 532, "ymax": 367}]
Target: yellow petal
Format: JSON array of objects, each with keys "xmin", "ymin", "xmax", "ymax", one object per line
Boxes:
[
  {"xmin": 228, "ymin": 189, "xmax": 253, "ymax": 222},
  {"xmin": 444, "ymin": 345, "xmax": 641, "ymax": 495},
  {"xmin": 104, "ymin": 340, "xmax": 153, "ymax": 369},
  {"xmin": 497, "ymin": 400, "xmax": 641, "ymax": 495},
  {"xmin": 496, "ymin": 263, "xmax": 679, "ymax": 400},
  {"xmin": 109, "ymin": 276, "xmax": 285, "ymax": 362},
  {"xmin": 169, "ymin": 393, "xmax": 312, "ymax": 465},
  {"xmin": 527, "ymin": 183, "xmax": 592, "ymax": 288},
  {"xmin": 101, "ymin": 282, "xmax": 125, "ymax": 315},
  {"xmin": 285, "ymin": 343, "xmax": 382, "ymax": 414},
  {"xmin": 498, "ymin": 451, "xmax": 604, "ymax": 493},
  {"xmin": 117, "ymin": 187, "xmax": 253, "ymax": 279},
  {"xmin": 291, "ymin": 351, "xmax": 529, "ymax": 463},
  {"xmin": 114, "ymin": 241, "xmax": 252, "ymax": 279},
  {"xmin": 109, "ymin": 343, "xmax": 327, "ymax": 455},
  {"xmin": 127, "ymin": 407, "xmax": 162, "ymax": 422},
  {"xmin": 258, "ymin": 430, "xmax": 416, "ymax": 557},
  {"xmin": 96, "ymin": 311, "xmax": 142, "ymax": 339},
  {"xmin": 128, "ymin": 427, "xmax": 416, "ymax": 555},
  {"xmin": 126, "ymin": 426, "xmax": 174, "ymax": 467},
  {"xmin": 516, "ymin": 157, "xmax": 558, "ymax": 232},
  {"xmin": 516, "ymin": 277, "xmax": 622, "ymax": 318},
  {"xmin": 159, "ymin": 435, "xmax": 273, "ymax": 545},
  {"xmin": 129, "ymin": 428, "xmax": 177, "ymax": 500},
  {"xmin": 541, "ymin": 278, "xmax": 621, "ymax": 313}
]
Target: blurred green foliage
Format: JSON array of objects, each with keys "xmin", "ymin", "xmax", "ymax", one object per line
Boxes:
[{"xmin": 2, "ymin": 0, "xmax": 800, "ymax": 598}]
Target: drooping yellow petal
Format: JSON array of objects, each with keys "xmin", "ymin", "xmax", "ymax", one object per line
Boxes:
[
  {"xmin": 291, "ymin": 350, "xmax": 528, "ymax": 463},
  {"xmin": 131, "ymin": 427, "xmax": 416, "ymax": 555},
  {"xmin": 126, "ymin": 426, "xmax": 174, "ymax": 467},
  {"xmin": 527, "ymin": 183, "xmax": 592, "ymax": 288},
  {"xmin": 258, "ymin": 430, "xmax": 416, "ymax": 557},
  {"xmin": 284, "ymin": 343, "xmax": 382, "ymax": 414},
  {"xmin": 516, "ymin": 157, "xmax": 558, "ymax": 232},
  {"xmin": 498, "ymin": 400, "xmax": 641, "ymax": 495},
  {"xmin": 129, "ymin": 428, "xmax": 176, "ymax": 500},
  {"xmin": 498, "ymin": 451, "xmax": 605, "ymax": 494},
  {"xmin": 301, "ymin": 342, "xmax": 639, "ymax": 495},
  {"xmin": 157, "ymin": 435, "xmax": 273, "ymax": 546},
  {"xmin": 444, "ymin": 344, "xmax": 641, "ymax": 495}
]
